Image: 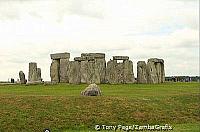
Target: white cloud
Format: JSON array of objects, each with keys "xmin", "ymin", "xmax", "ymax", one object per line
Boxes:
[{"xmin": 0, "ymin": 0, "xmax": 198, "ymax": 81}]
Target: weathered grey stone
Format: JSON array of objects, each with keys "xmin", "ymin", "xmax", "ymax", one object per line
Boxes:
[
  {"xmin": 124, "ymin": 60, "xmax": 135, "ymax": 83},
  {"xmin": 78, "ymin": 53, "xmax": 106, "ymax": 84},
  {"xmin": 19, "ymin": 71, "xmax": 26, "ymax": 84},
  {"xmin": 81, "ymin": 53, "xmax": 105, "ymax": 59},
  {"xmin": 81, "ymin": 83, "xmax": 101, "ymax": 96},
  {"xmin": 28, "ymin": 62, "xmax": 38, "ymax": 82},
  {"xmin": 87, "ymin": 60, "xmax": 96, "ymax": 84},
  {"xmin": 106, "ymin": 59, "xmax": 135, "ymax": 84},
  {"xmin": 146, "ymin": 58, "xmax": 165, "ymax": 84},
  {"xmin": 50, "ymin": 52, "xmax": 70, "ymax": 60},
  {"xmin": 74, "ymin": 57, "xmax": 86, "ymax": 61},
  {"xmin": 113, "ymin": 56, "xmax": 129, "ymax": 60},
  {"xmin": 137, "ymin": 61, "xmax": 147, "ymax": 83},
  {"xmin": 68, "ymin": 61, "xmax": 81, "ymax": 84},
  {"xmin": 95, "ymin": 59, "xmax": 106, "ymax": 83},
  {"xmin": 106, "ymin": 60, "xmax": 118, "ymax": 84},
  {"xmin": 80, "ymin": 60, "xmax": 88, "ymax": 83},
  {"xmin": 37, "ymin": 68, "xmax": 42, "ymax": 81},
  {"xmin": 116, "ymin": 63, "xmax": 124, "ymax": 83},
  {"xmin": 50, "ymin": 60, "xmax": 60, "ymax": 83},
  {"xmin": 60, "ymin": 59, "xmax": 69, "ymax": 83}
]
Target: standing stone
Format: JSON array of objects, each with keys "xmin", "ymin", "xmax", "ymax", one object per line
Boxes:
[
  {"xmin": 87, "ymin": 60, "xmax": 96, "ymax": 84},
  {"xmin": 60, "ymin": 59, "xmax": 69, "ymax": 83},
  {"xmin": 50, "ymin": 60, "xmax": 60, "ymax": 83},
  {"xmin": 146, "ymin": 58, "xmax": 165, "ymax": 84},
  {"xmin": 137, "ymin": 61, "xmax": 147, "ymax": 83},
  {"xmin": 37, "ymin": 68, "xmax": 42, "ymax": 81},
  {"xmin": 116, "ymin": 62, "xmax": 124, "ymax": 83},
  {"xmin": 28, "ymin": 62, "xmax": 38, "ymax": 82},
  {"xmin": 80, "ymin": 60, "xmax": 88, "ymax": 83},
  {"xmin": 19, "ymin": 71, "xmax": 26, "ymax": 84},
  {"xmin": 95, "ymin": 58, "xmax": 106, "ymax": 83},
  {"xmin": 124, "ymin": 60, "xmax": 135, "ymax": 83},
  {"xmin": 106, "ymin": 60, "xmax": 118, "ymax": 84},
  {"xmin": 11, "ymin": 78, "xmax": 15, "ymax": 83},
  {"xmin": 68, "ymin": 61, "xmax": 81, "ymax": 84}
]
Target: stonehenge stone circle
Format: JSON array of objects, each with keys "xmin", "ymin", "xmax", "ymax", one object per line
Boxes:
[
  {"xmin": 19, "ymin": 71, "xmax": 26, "ymax": 84},
  {"xmin": 28, "ymin": 62, "xmax": 42, "ymax": 83},
  {"xmin": 50, "ymin": 52, "xmax": 106, "ymax": 84},
  {"xmin": 81, "ymin": 83, "xmax": 102, "ymax": 96},
  {"xmin": 50, "ymin": 52, "xmax": 165, "ymax": 84}
]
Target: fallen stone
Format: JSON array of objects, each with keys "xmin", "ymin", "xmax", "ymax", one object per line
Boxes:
[{"xmin": 81, "ymin": 83, "xmax": 101, "ymax": 96}]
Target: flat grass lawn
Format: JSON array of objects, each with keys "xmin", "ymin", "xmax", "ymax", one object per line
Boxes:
[{"xmin": 0, "ymin": 82, "xmax": 199, "ymax": 132}]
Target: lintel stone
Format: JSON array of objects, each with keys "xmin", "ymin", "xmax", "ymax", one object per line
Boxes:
[
  {"xmin": 74, "ymin": 57, "xmax": 87, "ymax": 61},
  {"xmin": 148, "ymin": 58, "xmax": 164, "ymax": 63},
  {"xmin": 50, "ymin": 52, "xmax": 70, "ymax": 60},
  {"xmin": 113, "ymin": 56, "xmax": 129, "ymax": 60},
  {"xmin": 81, "ymin": 53, "xmax": 105, "ymax": 59}
]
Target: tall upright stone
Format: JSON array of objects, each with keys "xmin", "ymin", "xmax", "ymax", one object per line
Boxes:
[
  {"xmin": 146, "ymin": 58, "xmax": 165, "ymax": 84},
  {"xmin": 137, "ymin": 61, "xmax": 147, "ymax": 83},
  {"xmin": 80, "ymin": 60, "xmax": 88, "ymax": 83},
  {"xmin": 28, "ymin": 62, "xmax": 38, "ymax": 82},
  {"xmin": 50, "ymin": 59, "xmax": 60, "ymax": 83},
  {"xmin": 19, "ymin": 71, "xmax": 26, "ymax": 84},
  {"xmin": 68, "ymin": 61, "xmax": 81, "ymax": 84},
  {"xmin": 106, "ymin": 60, "xmax": 118, "ymax": 84},
  {"xmin": 60, "ymin": 59, "xmax": 69, "ymax": 83},
  {"xmin": 37, "ymin": 68, "xmax": 42, "ymax": 81},
  {"xmin": 124, "ymin": 60, "xmax": 135, "ymax": 83},
  {"xmin": 95, "ymin": 58, "xmax": 106, "ymax": 83},
  {"xmin": 87, "ymin": 59, "xmax": 96, "ymax": 84}
]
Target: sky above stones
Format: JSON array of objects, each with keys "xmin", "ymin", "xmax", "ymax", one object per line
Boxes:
[{"xmin": 0, "ymin": 0, "xmax": 199, "ymax": 81}]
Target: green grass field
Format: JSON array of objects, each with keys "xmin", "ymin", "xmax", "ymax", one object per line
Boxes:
[{"xmin": 0, "ymin": 82, "xmax": 199, "ymax": 132}]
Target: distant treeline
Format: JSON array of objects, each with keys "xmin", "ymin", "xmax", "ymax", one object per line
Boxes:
[{"xmin": 165, "ymin": 76, "xmax": 200, "ymax": 82}]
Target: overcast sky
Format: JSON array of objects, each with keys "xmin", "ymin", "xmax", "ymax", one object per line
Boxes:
[{"xmin": 0, "ymin": 0, "xmax": 199, "ymax": 81}]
